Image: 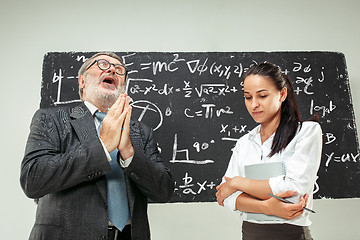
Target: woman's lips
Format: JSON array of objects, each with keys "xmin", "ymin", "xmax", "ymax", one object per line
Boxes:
[{"xmin": 252, "ymin": 111, "xmax": 263, "ymax": 116}]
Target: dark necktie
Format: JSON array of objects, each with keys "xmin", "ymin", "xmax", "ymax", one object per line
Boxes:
[{"xmin": 95, "ymin": 111, "xmax": 130, "ymax": 231}]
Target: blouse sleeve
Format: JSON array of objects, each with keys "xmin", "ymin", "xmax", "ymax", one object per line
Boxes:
[
  {"xmin": 222, "ymin": 139, "xmax": 245, "ymax": 212},
  {"xmin": 269, "ymin": 122, "xmax": 322, "ymax": 198}
]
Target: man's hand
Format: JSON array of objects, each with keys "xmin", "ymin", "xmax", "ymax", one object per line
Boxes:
[
  {"xmin": 99, "ymin": 94, "xmax": 132, "ymax": 155},
  {"xmin": 117, "ymin": 96, "xmax": 134, "ymax": 160}
]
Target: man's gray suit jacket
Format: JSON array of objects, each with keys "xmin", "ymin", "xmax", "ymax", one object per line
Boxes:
[{"xmin": 21, "ymin": 103, "xmax": 174, "ymax": 240}]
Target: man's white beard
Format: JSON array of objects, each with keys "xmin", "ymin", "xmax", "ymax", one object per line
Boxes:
[
  {"xmin": 83, "ymin": 74, "xmax": 125, "ymax": 110},
  {"xmin": 95, "ymin": 92, "xmax": 121, "ymax": 110}
]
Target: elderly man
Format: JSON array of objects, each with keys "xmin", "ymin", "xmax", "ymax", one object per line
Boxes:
[{"xmin": 21, "ymin": 52, "xmax": 174, "ymax": 240}]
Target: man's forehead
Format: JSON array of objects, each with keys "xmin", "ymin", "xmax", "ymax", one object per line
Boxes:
[{"xmin": 93, "ymin": 55, "xmax": 121, "ymax": 64}]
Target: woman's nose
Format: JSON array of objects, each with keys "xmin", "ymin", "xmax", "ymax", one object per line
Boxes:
[{"xmin": 252, "ymin": 99, "xmax": 259, "ymax": 108}]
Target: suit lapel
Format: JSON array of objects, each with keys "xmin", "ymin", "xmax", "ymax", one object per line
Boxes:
[
  {"xmin": 69, "ymin": 104, "xmax": 98, "ymax": 143},
  {"xmin": 69, "ymin": 103, "xmax": 107, "ymax": 202}
]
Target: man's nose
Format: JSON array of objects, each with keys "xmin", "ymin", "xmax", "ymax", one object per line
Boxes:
[{"xmin": 107, "ymin": 64, "xmax": 117, "ymax": 74}]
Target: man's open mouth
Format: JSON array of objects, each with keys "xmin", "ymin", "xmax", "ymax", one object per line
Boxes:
[
  {"xmin": 101, "ymin": 76, "xmax": 117, "ymax": 89},
  {"xmin": 103, "ymin": 77, "xmax": 115, "ymax": 85}
]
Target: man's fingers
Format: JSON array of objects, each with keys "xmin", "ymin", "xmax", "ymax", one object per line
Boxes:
[
  {"xmin": 118, "ymin": 95, "xmax": 130, "ymax": 123},
  {"xmin": 107, "ymin": 93, "xmax": 127, "ymax": 118},
  {"xmin": 114, "ymin": 95, "xmax": 127, "ymax": 117},
  {"xmin": 108, "ymin": 94, "xmax": 124, "ymax": 112},
  {"xmin": 125, "ymin": 94, "xmax": 130, "ymax": 108},
  {"xmin": 121, "ymin": 106, "xmax": 132, "ymax": 136}
]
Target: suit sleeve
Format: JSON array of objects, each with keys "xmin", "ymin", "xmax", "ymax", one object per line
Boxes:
[
  {"xmin": 20, "ymin": 108, "xmax": 111, "ymax": 199},
  {"xmin": 124, "ymin": 122, "xmax": 174, "ymax": 202}
]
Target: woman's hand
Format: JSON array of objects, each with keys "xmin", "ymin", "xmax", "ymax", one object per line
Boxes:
[
  {"xmin": 216, "ymin": 176, "xmax": 243, "ymax": 206},
  {"xmin": 262, "ymin": 191, "xmax": 309, "ymax": 220}
]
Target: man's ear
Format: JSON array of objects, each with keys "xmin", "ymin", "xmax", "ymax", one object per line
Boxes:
[
  {"xmin": 280, "ymin": 87, "xmax": 287, "ymax": 102},
  {"xmin": 78, "ymin": 75, "xmax": 85, "ymax": 89}
]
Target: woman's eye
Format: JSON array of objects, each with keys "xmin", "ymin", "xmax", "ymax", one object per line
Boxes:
[
  {"xmin": 244, "ymin": 96, "xmax": 252, "ymax": 100},
  {"xmin": 260, "ymin": 95, "xmax": 267, "ymax": 98}
]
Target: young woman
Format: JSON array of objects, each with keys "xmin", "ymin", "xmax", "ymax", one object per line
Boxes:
[{"xmin": 216, "ymin": 62, "xmax": 322, "ymax": 239}]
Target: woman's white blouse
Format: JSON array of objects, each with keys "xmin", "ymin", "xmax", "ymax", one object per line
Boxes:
[{"xmin": 222, "ymin": 121, "xmax": 322, "ymax": 226}]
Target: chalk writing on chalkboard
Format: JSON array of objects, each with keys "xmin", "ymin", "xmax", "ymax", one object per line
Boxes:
[{"xmin": 41, "ymin": 52, "xmax": 360, "ymax": 202}]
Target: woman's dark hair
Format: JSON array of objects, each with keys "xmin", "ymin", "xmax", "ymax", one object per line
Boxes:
[{"xmin": 243, "ymin": 62, "xmax": 302, "ymax": 157}]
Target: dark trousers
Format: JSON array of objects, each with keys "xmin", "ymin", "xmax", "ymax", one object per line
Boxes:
[
  {"xmin": 108, "ymin": 225, "xmax": 131, "ymax": 240},
  {"xmin": 242, "ymin": 221, "xmax": 313, "ymax": 240}
]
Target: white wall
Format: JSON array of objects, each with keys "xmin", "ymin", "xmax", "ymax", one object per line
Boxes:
[{"xmin": 1, "ymin": 0, "xmax": 359, "ymax": 239}]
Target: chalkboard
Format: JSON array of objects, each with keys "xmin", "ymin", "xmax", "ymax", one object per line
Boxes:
[{"xmin": 41, "ymin": 51, "xmax": 360, "ymax": 202}]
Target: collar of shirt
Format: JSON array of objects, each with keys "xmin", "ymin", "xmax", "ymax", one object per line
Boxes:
[
  {"xmin": 84, "ymin": 101, "xmax": 104, "ymax": 127},
  {"xmin": 84, "ymin": 101, "xmax": 99, "ymax": 116},
  {"xmin": 248, "ymin": 125, "xmax": 275, "ymax": 148}
]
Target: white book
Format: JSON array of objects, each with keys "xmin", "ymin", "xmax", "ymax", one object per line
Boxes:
[{"xmin": 245, "ymin": 162, "xmax": 286, "ymax": 221}]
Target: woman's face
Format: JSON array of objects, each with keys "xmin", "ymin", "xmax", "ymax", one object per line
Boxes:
[{"xmin": 243, "ymin": 74, "xmax": 287, "ymax": 125}]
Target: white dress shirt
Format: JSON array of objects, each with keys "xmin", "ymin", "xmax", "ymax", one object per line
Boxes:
[{"xmin": 223, "ymin": 121, "xmax": 322, "ymax": 226}]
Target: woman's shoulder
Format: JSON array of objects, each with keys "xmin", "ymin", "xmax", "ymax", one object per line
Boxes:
[
  {"xmin": 298, "ymin": 121, "xmax": 322, "ymax": 136},
  {"xmin": 301, "ymin": 120, "xmax": 322, "ymax": 129},
  {"xmin": 235, "ymin": 125, "xmax": 260, "ymax": 145}
]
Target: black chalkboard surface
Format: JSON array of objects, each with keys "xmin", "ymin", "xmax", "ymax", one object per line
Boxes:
[{"xmin": 41, "ymin": 52, "xmax": 360, "ymax": 202}]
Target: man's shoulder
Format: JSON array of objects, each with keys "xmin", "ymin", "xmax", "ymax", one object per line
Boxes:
[
  {"xmin": 31, "ymin": 103, "xmax": 92, "ymax": 128},
  {"xmin": 35, "ymin": 102, "xmax": 88, "ymax": 117}
]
